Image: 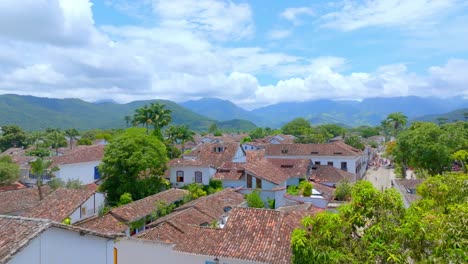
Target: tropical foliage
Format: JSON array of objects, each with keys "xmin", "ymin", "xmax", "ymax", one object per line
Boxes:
[{"xmin": 0, "ymin": 155, "xmax": 20, "ymax": 185}]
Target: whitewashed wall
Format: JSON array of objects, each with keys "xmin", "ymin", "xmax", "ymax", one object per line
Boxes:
[
  {"xmin": 55, "ymin": 161, "xmax": 101, "ymax": 184},
  {"xmin": 68, "ymin": 193, "xmax": 105, "ymax": 224},
  {"xmin": 116, "ymin": 239, "xmax": 262, "ymax": 264},
  {"xmin": 169, "ymin": 166, "xmax": 217, "ymax": 187},
  {"xmin": 8, "ymin": 227, "xmax": 115, "ymax": 264}
]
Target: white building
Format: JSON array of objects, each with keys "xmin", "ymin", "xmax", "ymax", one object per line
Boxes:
[{"xmin": 0, "ymin": 215, "xmax": 122, "ymax": 264}]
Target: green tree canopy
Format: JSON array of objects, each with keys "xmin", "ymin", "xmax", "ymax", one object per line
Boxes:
[
  {"xmin": 29, "ymin": 158, "xmax": 58, "ymax": 200},
  {"xmin": 0, "ymin": 125, "xmax": 27, "ymax": 151},
  {"xmin": 99, "ymin": 130, "xmax": 169, "ymax": 205},
  {"xmin": 344, "ymin": 135, "xmax": 365, "ymax": 150},
  {"xmin": 0, "ymin": 155, "xmax": 20, "ymax": 186}
]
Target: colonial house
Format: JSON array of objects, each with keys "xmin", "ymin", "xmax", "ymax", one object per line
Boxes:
[
  {"xmin": 168, "ymin": 142, "xmax": 246, "ymax": 187},
  {"xmin": 0, "ymin": 186, "xmax": 52, "ymax": 215},
  {"xmin": 78, "ymin": 188, "xmax": 188, "ymax": 235},
  {"xmin": 0, "ymin": 215, "xmax": 122, "ymax": 264},
  {"xmin": 116, "ymin": 205, "xmax": 322, "ymax": 264},
  {"xmin": 264, "ymin": 142, "xmax": 368, "ymax": 180},
  {"xmin": 50, "ymin": 145, "xmax": 105, "ymax": 185},
  {"xmin": 214, "ymin": 155, "xmax": 315, "ymax": 209},
  {"xmin": 22, "ymin": 188, "xmax": 105, "ymax": 224}
]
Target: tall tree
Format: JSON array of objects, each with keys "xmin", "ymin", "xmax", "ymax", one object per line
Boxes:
[
  {"xmin": 149, "ymin": 102, "xmax": 172, "ymax": 140},
  {"xmin": 124, "ymin": 115, "xmax": 132, "ymax": 128},
  {"xmin": 0, "ymin": 125, "xmax": 27, "ymax": 151},
  {"xmin": 165, "ymin": 125, "xmax": 194, "ymax": 150},
  {"xmin": 65, "ymin": 128, "xmax": 79, "ymax": 150},
  {"xmin": 46, "ymin": 129, "xmax": 67, "ymax": 155},
  {"xmin": 29, "ymin": 158, "xmax": 58, "ymax": 200},
  {"xmin": 382, "ymin": 112, "xmax": 408, "ymax": 138},
  {"xmin": 0, "ymin": 155, "xmax": 20, "ymax": 186},
  {"xmin": 133, "ymin": 105, "xmax": 153, "ymax": 135},
  {"xmin": 99, "ymin": 130, "xmax": 169, "ymax": 205}
]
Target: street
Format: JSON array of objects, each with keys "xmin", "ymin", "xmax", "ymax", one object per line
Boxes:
[{"xmin": 363, "ymin": 166, "xmax": 396, "ymax": 191}]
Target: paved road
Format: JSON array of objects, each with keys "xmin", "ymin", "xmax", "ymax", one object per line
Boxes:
[{"xmin": 363, "ymin": 166, "xmax": 396, "ymax": 190}]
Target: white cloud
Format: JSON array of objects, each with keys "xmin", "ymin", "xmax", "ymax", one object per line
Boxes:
[
  {"xmin": 280, "ymin": 7, "xmax": 314, "ymax": 25},
  {"xmin": 0, "ymin": 0, "xmax": 104, "ymax": 45},
  {"xmin": 152, "ymin": 0, "xmax": 254, "ymax": 40},
  {"xmin": 321, "ymin": 0, "xmax": 459, "ymax": 31},
  {"xmin": 267, "ymin": 29, "xmax": 292, "ymax": 40}
]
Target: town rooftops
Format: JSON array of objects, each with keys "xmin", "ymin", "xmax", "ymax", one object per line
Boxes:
[
  {"xmin": 181, "ymin": 142, "xmax": 244, "ymax": 168},
  {"xmin": 173, "ymin": 206, "xmax": 323, "ymax": 264},
  {"xmin": 76, "ymin": 213, "xmax": 128, "ymax": 234},
  {"xmin": 267, "ymin": 158, "xmax": 311, "ymax": 178},
  {"xmin": 243, "ymin": 159, "xmax": 291, "ymax": 185},
  {"xmin": 138, "ymin": 188, "xmax": 245, "ymax": 243},
  {"xmin": 265, "ymin": 142, "xmax": 362, "ymax": 157},
  {"xmin": 0, "ymin": 186, "xmax": 52, "ymax": 215},
  {"xmin": 0, "ymin": 215, "xmax": 123, "ymax": 263},
  {"xmin": 110, "ymin": 188, "xmax": 188, "ymax": 223},
  {"xmin": 310, "ymin": 165, "xmax": 355, "ymax": 183},
  {"xmin": 213, "ymin": 162, "xmax": 245, "ymax": 181},
  {"xmin": 22, "ymin": 188, "xmax": 95, "ymax": 222},
  {"xmin": 51, "ymin": 145, "xmax": 105, "ymax": 167}
]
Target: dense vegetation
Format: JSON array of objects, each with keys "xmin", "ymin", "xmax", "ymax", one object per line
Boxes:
[{"xmin": 292, "ymin": 173, "xmax": 468, "ymax": 263}]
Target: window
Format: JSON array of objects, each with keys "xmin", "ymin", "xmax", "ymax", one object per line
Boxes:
[
  {"xmin": 195, "ymin": 171, "xmax": 202, "ymax": 183},
  {"xmin": 213, "ymin": 147, "xmax": 225, "ymax": 153},
  {"xmin": 281, "ymin": 149, "xmax": 288, "ymax": 154},
  {"xmin": 256, "ymin": 177, "xmax": 262, "ymax": 189},
  {"xmin": 176, "ymin": 171, "xmax": 184, "ymax": 182},
  {"xmin": 247, "ymin": 174, "xmax": 252, "ymax": 188},
  {"xmin": 94, "ymin": 166, "xmax": 100, "ymax": 180},
  {"xmin": 315, "ymin": 161, "xmax": 321, "ymax": 165},
  {"xmin": 341, "ymin": 162, "xmax": 347, "ymax": 171},
  {"xmin": 327, "ymin": 161, "xmax": 333, "ymax": 166}
]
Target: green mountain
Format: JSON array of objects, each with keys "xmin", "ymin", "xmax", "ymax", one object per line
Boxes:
[
  {"xmin": 181, "ymin": 98, "xmax": 261, "ymax": 122},
  {"xmin": 412, "ymin": 108, "xmax": 468, "ymax": 123},
  {"xmin": 0, "ymin": 94, "xmax": 254, "ymax": 131}
]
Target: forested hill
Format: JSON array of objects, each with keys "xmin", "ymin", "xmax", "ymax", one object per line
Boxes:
[
  {"xmin": 0, "ymin": 94, "xmax": 256, "ymax": 131},
  {"xmin": 412, "ymin": 108, "xmax": 468, "ymax": 123}
]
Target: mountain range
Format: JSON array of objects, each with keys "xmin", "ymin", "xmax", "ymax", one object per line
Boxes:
[{"xmin": 0, "ymin": 94, "xmax": 467, "ymax": 131}]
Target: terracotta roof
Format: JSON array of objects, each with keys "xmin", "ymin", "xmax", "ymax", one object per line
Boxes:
[
  {"xmin": 174, "ymin": 206, "xmax": 323, "ymax": 264},
  {"xmin": 213, "ymin": 162, "xmax": 245, "ymax": 181},
  {"xmin": 0, "ymin": 182, "xmax": 27, "ymax": 192},
  {"xmin": 110, "ymin": 189, "xmax": 188, "ymax": 223},
  {"xmin": 51, "ymin": 145, "xmax": 104, "ymax": 167},
  {"xmin": 22, "ymin": 188, "xmax": 95, "ymax": 222},
  {"xmin": 243, "ymin": 159, "xmax": 290, "ymax": 185},
  {"xmin": 168, "ymin": 158, "xmax": 210, "ymax": 167},
  {"xmin": 0, "ymin": 215, "xmax": 123, "ymax": 263},
  {"xmin": 267, "ymin": 158, "xmax": 311, "ymax": 178},
  {"xmin": 312, "ymin": 182, "xmax": 336, "ymax": 201},
  {"xmin": 265, "ymin": 142, "xmax": 362, "ymax": 156},
  {"xmin": 76, "ymin": 213, "xmax": 128, "ymax": 234},
  {"xmin": 139, "ymin": 189, "xmax": 245, "ymax": 243},
  {"xmin": 182, "ymin": 142, "xmax": 244, "ymax": 168},
  {"xmin": 0, "ymin": 186, "xmax": 52, "ymax": 215},
  {"xmin": 310, "ymin": 165, "xmax": 355, "ymax": 183}
]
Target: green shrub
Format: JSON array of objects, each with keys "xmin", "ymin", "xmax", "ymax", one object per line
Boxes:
[{"xmin": 246, "ymin": 190, "xmax": 264, "ymax": 208}]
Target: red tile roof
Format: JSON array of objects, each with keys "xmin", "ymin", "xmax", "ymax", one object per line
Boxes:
[
  {"xmin": 110, "ymin": 189, "xmax": 188, "ymax": 223},
  {"xmin": 0, "ymin": 182, "xmax": 27, "ymax": 192},
  {"xmin": 243, "ymin": 159, "xmax": 290, "ymax": 185},
  {"xmin": 0, "ymin": 186, "xmax": 52, "ymax": 215},
  {"xmin": 213, "ymin": 162, "xmax": 245, "ymax": 181},
  {"xmin": 182, "ymin": 142, "xmax": 244, "ymax": 168},
  {"xmin": 265, "ymin": 142, "xmax": 362, "ymax": 156},
  {"xmin": 76, "ymin": 213, "xmax": 128, "ymax": 234},
  {"xmin": 267, "ymin": 158, "xmax": 311, "ymax": 178},
  {"xmin": 22, "ymin": 188, "xmax": 95, "ymax": 222},
  {"xmin": 310, "ymin": 165, "xmax": 355, "ymax": 183},
  {"xmin": 174, "ymin": 206, "xmax": 323, "ymax": 264},
  {"xmin": 51, "ymin": 145, "xmax": 104, "ymax": 167}
]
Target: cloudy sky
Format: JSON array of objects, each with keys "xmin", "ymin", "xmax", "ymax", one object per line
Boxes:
[{"xmin": 0, "ymin": 0, "xmax": 467, "ymax": 109}]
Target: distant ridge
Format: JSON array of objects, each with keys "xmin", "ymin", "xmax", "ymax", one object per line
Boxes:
[
  {"xmin": 412, "ymin": 108, "xmax": 468, "ymax": 123},
  {"xmin": 0, "ymin": 94, "xmax": 255, "ymax": 131}
]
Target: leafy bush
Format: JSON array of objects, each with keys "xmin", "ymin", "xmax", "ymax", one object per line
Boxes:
[
  {"xmin": 301, "ymin": 181, "xmax": 313, "ymax": 197},
  {"xmin": 334, "ymin": 181, "xmax": 352, "ymax": 201},
  {"xmin": 48, "ymin": 178, "xmax": 65, "ymax": 190},
  {"xmin": 117, "ymin": 192, "xmax": 133, "ymax": 206},
  {"xmin": 246, "ymin": 190, "xmax": 264, "ymax": 208},
  {"xmin": 287, "ymin": 185, "xmax": 299, "ymax": 195}
]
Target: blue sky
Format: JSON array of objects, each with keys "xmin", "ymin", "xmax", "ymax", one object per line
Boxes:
[{"xmin": 0, "ymin": 0, "xmax": 467, "ymax": 109}]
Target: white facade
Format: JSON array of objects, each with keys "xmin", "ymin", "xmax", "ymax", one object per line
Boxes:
[
  {"xmin": 8, "ymin": 227, "xmax": 116, "ymax": 264},
  {"xmin": 55, "ymin": 161, "xmax": 101, "ymax": 184},
  {"xmin": 68, "ymin": 192, "xmax": 106, "ymax": 224},
  {"xmin": 116, "ymin": 238, "xmax": 262, "ymax": 264},
  {"xmin": 170, "ymin": 166, "xmax": 217, "ymax": 187}
]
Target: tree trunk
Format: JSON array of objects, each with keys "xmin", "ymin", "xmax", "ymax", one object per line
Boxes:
[{"xmin": 37, "ymin": 177, "xmax": 43, "ymax": 200}]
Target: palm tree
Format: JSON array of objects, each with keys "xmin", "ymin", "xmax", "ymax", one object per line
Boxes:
[
  {"xmin": 383, "ymin": 112, "xmax": 408, "ymax": 137},
  {"xmin": 29, "ymin": 158, "xmax": 59, "ymax": 200},
  {"xmin": 165, "ymin": 125, "xmax": 194, "ymax": 151},
  {"xmin": 133, "ymin": 105, "xmax": 153, "ymax": 135},
  {"xmin": 124, "ymin": 115, "xmax": 132, "ymax": 128},
  {"xmin": 149, "ymin": 103, "xmax": 172, "ymax": 139},
  {"xmin": 65, "ymin": 128, "xmax": 79, "ymax": 150},
  {"xmin": 47, "ymin": 129, "xmax": 67, "ymax": 155}
]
